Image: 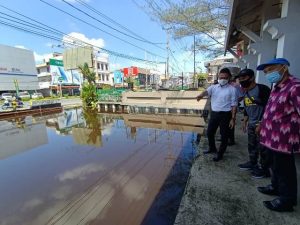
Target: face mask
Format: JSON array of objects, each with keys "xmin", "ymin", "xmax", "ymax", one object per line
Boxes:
[
  {"xmin": 265, "ymin": 71, "xmax": 282, "ymax": 84},
  {"xmin": 218, "ymin": 79, "xmax": 228, "ymax": 86},
  {"xmin": 240, "ymin": 78, "xmax": 252, "ymax": 88},
  {"xmin": 265, "ymin": 66, "xmax": 286, "ymax": 84}
]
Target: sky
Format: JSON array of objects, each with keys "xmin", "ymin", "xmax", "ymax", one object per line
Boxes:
[{"xmin": 0, "ymin": 0, "xmax": 203, "ymax": 75}]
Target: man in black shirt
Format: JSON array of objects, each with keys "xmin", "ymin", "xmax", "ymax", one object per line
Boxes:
[{"xmin": 237, "ymin": 69, "xmax": 271, "ymax": 178}]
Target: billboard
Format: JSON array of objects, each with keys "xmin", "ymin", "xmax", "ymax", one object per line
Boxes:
[
  {"xmin": 50, "ymin": 59, "xmax": 82, "ymax": 85},
  {"xmin": 63, "ymin": 47, "xmax": 93, "ymax": 70},
  {"xmin": 0, "ymin": 44, "xmax": 38, "ymax": 91},
  {"xmin": 113, "ymin": 70, "xmax": 123, "ymax": 84},
  {"xmin": 123, "ymin": 67, "xmax": 138, "ymax": 77}
]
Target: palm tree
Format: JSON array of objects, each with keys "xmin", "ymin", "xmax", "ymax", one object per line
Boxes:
[
  {"xmin": 78, "ymin": 63, "xmax": 97, "ymax": 107},
  {"xmin": 78, "ymin": 63, "xmax": 96, "ymax": 84}
]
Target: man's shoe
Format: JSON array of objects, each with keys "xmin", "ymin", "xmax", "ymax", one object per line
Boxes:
[
  {"xmin": 203, "ymin": 149, "xmax": 216, "ymax": 154},
  {"xmin": 252, "ymin": 167, "xmax": 270, "ymax": 179},
  {"xmin": 257, "ymin": 185, "xmax": 278, "ymax": 196},
  {"xmin": 238, "ymin": 161, "xmax": 255, "ymax": 171},
  {"xmin": 263, "ymin": 198, "xmax": 294, "ymax": 212},
  {"xmin": 213, "ymin": 154, "xmax": 223, "ymax": 162}
]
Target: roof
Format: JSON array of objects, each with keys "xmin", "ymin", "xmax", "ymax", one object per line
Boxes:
[{"xmin": 224, "ymin": 0, "xmax": 281, "ymax": 53}]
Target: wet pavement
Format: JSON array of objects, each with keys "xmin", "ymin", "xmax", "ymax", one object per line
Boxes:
[{"xmin": 0, "ymin": 108, "xmax": 205, "ymax": 225}]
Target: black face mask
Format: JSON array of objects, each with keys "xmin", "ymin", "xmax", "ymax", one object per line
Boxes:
[{"xmin": 240, "ymin": 78, "xmax": 252, "ymax": 88}]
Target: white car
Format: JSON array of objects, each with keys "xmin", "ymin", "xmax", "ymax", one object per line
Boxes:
[
  {"xmin": 32, "ymin": 92, "xmax": 44, "ymax": 99},
  {"xmin": 1, "ymin": 93, "xmax": 13, "ymax": 101},
  {"xmin": 18, "ymin": 91, "xmax": 31, "ymax": 99}
]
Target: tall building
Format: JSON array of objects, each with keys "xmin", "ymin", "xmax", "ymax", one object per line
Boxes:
[
  {"xmin": 95, "ymin": 56, "xmax": 113, "ymax": 86},
  {"xmin": 0, "ymin": 44, "xmax": 39, "ymax": 93}
]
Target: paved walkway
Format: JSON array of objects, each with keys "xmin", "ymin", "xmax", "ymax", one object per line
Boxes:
[{"xmin": 175, "ymin": 113, "xmax": 300, "ymax": 225}]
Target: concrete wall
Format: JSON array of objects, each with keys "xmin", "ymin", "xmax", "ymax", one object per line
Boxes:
[{"xmin": 122, "ymin": 91, "xmax": 209, "ymax": 110}]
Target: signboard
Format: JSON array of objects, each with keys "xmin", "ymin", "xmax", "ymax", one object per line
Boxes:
[
  {"xmin": 50, "ymin": 59, "xmax": 82, "ymax": 85},
  {"xmin": 113, "ymin": 70, "xmax": 123, "ymax": 84},
  {"xmin": 0, "ymin": 44, "xmax": 38, "ymax": 91},
  {"xmin": 123, "ymin": 67, "xmax": 138, "ymax": 77},
  {"xmin": 63, "ymin": 47, "xmax": 93, "ymax": 70}
]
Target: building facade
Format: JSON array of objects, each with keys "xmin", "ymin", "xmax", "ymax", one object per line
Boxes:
[
  {"xmin": 225, "ymin": 0, "xmax": 300, "ymax": 84},
  {"xmin": 0, "ymin": 44, "xmax": 39, "ymax": 93},
  {"xmin": 204, "ymin": 56, "xmax": 240, "ymax": 83}
]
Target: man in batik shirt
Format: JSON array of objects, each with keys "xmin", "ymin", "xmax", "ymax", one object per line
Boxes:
[{"xmin": 256, "ymin": 58, "xmax": 300, "ymax": 212}]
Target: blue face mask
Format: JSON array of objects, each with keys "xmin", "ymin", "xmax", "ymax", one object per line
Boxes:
[{"xmin": 265, "ymin": 71, "xmax": 282, "ymax": 84}]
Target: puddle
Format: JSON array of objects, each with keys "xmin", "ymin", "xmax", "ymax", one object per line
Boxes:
[{"xmin": 0, "ymin": 108, "xmax": 205, "ymax": 225}]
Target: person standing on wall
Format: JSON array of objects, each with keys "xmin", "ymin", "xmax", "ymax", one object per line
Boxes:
[
  {"xmin": 256, "ymin": 58, "xmax": 300, "ymax": 212},
  {"xmin": 196, "ymin": 68, "xmax": 238, "ymax": 162},
  {"xmin": 236, "ymin": 69, "xmax": 271, "ymax": 178}
]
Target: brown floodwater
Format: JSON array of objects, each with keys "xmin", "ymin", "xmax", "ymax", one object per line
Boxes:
[{"xmin": 0, "ymin": 108, "xmax": 205, "ymax": 225}]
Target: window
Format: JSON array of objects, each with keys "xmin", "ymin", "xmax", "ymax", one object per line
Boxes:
[
  {"xmin": 101, "ymin": 64, "xmax": 104, "ymax": 70},
  {"xmin": 105, "ymin": 64, "xmax": 108, "ymax": 71},
  {"xmin": 37, "ymin": 68, "xmax": 40, "ymax": 74},
  {"xmin": 102, "ymin": 74, "xmax": 105, "ymax": 81},
  {"xmin": 106, "ymin": 74, "xmax": 109, "ymax": 81},
  {"xmin": 97, "ymin": 63, "xmax": 100, "ymax": 69}
]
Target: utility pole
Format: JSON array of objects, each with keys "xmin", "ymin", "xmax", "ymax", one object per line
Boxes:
[
  {"xmin": 193, "ymin": 35, "xmax": 197, "ymax": 88},
  {"xmin": 181, "ymin": 72, "xmax": 184, "ymax": 90},
  {"xmin": 166, "ymin": 31, "xmax": 170, "ymax": 80}
]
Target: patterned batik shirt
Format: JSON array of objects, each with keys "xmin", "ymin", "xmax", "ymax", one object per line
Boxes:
[{"xmin": 260, "ymin": 75, "xmax": 300, "ymax": 154}]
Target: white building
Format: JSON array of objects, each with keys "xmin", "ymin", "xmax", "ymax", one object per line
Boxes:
[
  {"xmin": 0, "ymin": 44, "xmax": 39, "ymax": 93},
  {"xmin": 95, "ymin": 56, "xmax": 113, "ymax": 86},
  {"xmin": 204, "ymin": 56, "xmax": 240, "ymax": 83}
]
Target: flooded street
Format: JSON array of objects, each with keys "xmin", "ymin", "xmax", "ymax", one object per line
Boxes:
[{"xmin": 0, "ymin": 108, "xmax": 205, "ymax": 225}]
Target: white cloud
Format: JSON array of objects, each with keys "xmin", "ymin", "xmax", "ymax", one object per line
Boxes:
[
  {"xmin": 51, "ymin": 185, "xmax": 73, "ymax": 200},
  {"xmin": 58, "ymin": 163, "xmax": 105, "ymax": 181},
  {"xmin": 14, "ymin": 45, "xmax": 28, "ymax": 49},
  {"xmin": 63, "ymin": 32, "xmax": 105, "ymax": 49},
  {"xmin": 22, "ymin": 198, "xmax": 43, "ymax": 212}
]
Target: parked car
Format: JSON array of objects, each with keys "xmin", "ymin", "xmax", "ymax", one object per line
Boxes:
[
  {"xmin": 32, "ymin": 92, "xmax": 44, "ymax": 99},
  {"xmin": 1, "ymin": 93, "xmax": 13, "ymax": 101},
  {"xmin": 18, "ymin": 91, "xmax": 31, "ymax": 100}
]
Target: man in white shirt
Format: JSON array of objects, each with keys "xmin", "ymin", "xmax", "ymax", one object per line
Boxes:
[{"xmin": 197, "ymin": 68, "xmax": 238, "ymax": 161}]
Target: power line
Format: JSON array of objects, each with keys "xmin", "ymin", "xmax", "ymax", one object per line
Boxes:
[
  {"xmin": 74, "ymin": 0, "xmax": 166, "ymax": 47},
  {"xmin": 40, "ymin": 0, "xmax": 165, "ymax": 59},
  {"xmin": 0, "ymin": 4, "xmax": 165, "ymax": 64}
]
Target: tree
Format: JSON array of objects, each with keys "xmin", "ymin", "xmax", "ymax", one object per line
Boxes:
[
  {"xmin": 79, "ymin": 63, "xmax": 98, "ymax": 107},
  {"xmin": 78, "ymin": 63, "xmax": 96, "ymax": 84},
  {"xmin": 133, "ymin": 0, "xmax": 230, "ymax": 57}
]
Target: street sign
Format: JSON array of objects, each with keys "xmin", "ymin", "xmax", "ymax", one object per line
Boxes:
[{"xmin": 58, "ymin": 77, "xmax": 63, "ymax": 83}]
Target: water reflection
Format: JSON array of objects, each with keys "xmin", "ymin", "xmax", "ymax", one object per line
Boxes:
[{"xmin": 0, "ymin": 108, "xmax": 204, "ymax": 225}]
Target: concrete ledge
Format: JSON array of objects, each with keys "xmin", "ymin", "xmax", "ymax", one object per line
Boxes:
[{"xmin": 122, "ymin": 91, "xmax": 209, "ymax": 110}]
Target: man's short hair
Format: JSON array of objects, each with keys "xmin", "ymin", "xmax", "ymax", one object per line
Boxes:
[
  {"xmin": 237, "ymin": 68, "xmax": 255, "ymax": 78},
  {"xmin": 219, "ymin": 68, "xmax": 232, "ymax": 77}
]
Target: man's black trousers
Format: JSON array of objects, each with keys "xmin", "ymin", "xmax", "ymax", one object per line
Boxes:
[
  {"xmin": 269, "ymin": 149, "xmax": 298, "ymax": 204},
  {"xmin": 207, "ymin": 111, "xmax": 231, "ymax": 156}
]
